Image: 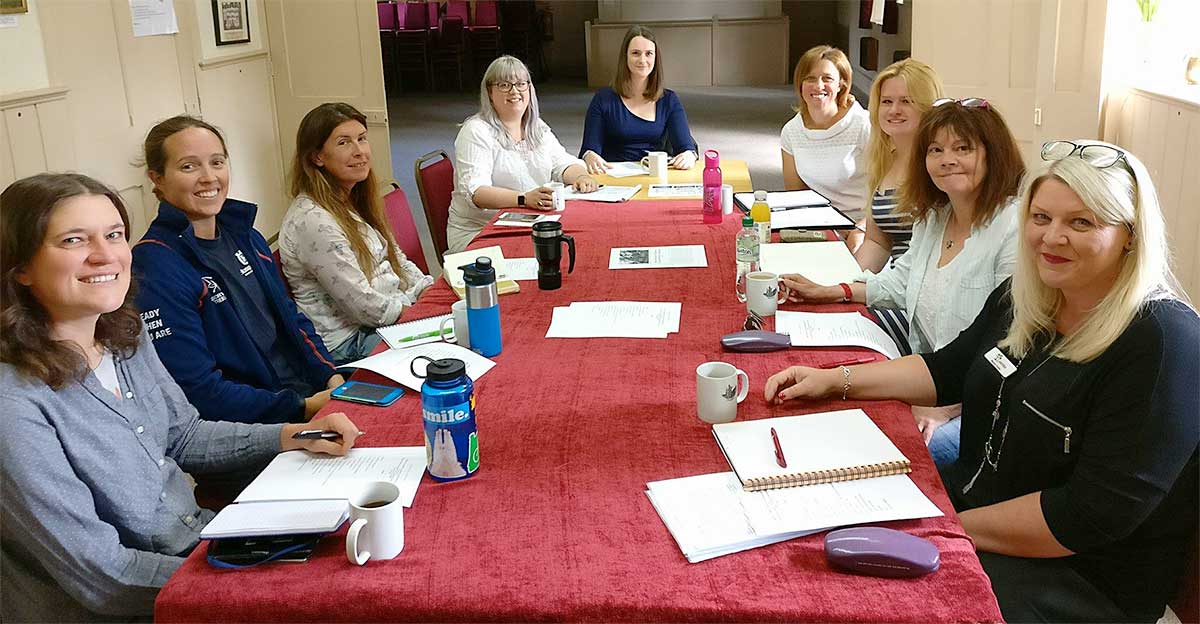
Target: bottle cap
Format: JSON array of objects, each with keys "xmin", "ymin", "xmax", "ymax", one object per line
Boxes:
[
  {"xmin": 754, "ymin": 190, "xmax": 767, "ymax": 201},
  {"xmin": 460, "ymin": 257, "xmax": 496, "ymax": 286},
  {"xmin": 424, "ymin": 358, "xmax": 467, "ymax": 382},
  {"xmin": 742, "ymin": 215, "xmax": 754, "ymax": 227}
]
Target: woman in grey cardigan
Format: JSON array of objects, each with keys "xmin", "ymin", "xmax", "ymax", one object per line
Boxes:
[{"xmin": 0, "ymin": 173, "xmax": 361, "ymax": 622}]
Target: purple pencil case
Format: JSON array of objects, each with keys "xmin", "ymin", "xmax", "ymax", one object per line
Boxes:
[{"xmin": 824, "ymin": 527, "xmax": 940, "ymax": 578}]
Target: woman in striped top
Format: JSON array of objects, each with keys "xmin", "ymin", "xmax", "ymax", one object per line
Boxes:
[{"xmin": 855, "ymin": 59, "xmax": 944, "ymax": 272}]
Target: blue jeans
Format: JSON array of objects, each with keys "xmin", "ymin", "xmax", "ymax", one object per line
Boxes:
[
  {"xmin": 928, "ymin": 415, "xmax": 962, "ymax": 467},
  {"xmin": 329, "ymin": 329, "xmax": 383, "ymax": 366}
]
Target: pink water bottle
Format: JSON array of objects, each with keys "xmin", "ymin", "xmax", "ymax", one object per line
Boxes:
[{"xmin": 702, "ymin": 149, "xmax": 723, "ymax": 224}]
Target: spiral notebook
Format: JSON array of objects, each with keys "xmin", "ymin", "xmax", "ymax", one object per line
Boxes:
[
  {"xmin": 712, "ymin": 409, "xmax": 911, "ymax": 492},
  {"xmin": 376, "ymin": 313, "xmax": 453, "ymax": 349}
]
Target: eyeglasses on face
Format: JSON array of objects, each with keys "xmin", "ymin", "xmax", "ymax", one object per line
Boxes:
[
  {"xmin": 491, "ymin": 80, "xmax": 530, "ymax": 93},
  {"xmin": 1040, "ymin": 140, "xmax": 1127, "ymax": 169},
  {"xmin": 932, "ymin": 97, "xmax": 990, "ymax": 110}
]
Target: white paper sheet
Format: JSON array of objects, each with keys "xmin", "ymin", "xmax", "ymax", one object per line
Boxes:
[
  {"xmin": 608, "ymin": 245, "xmax": 707, "ymax": 269},
  {"xmin": 494, "ymin": 212, "xmax": 560, "ymax": 227},
  {"xmin": 770, "ymin": 206, "xmax": 856, "ymax": 230},
  {"xmin": 562, "ymin": 184, "xmax": 641, "ymax": 202},
  {"xmin": 129, "ymin": 0, "xmax": 178, "ymax": 36},
  {"xmin": 0, "ymin": 16, "xmax": 19, "ymax": 28},
  {"xmin": 236, "ymin": 447, "xmax": 429, "ymax": 508},
  {"xmin": 545, "ymin": 301, "xmax": 681, "ymax": 339},
  {"xmin": 646, "ymin": 471, "xmax": 941, "ymax": 563},
  {"xmin": 734, "ymin": 190, "xmax": 831, "ymax": 211},
  {"xmin": 775, "ymin": 310, "xmax": 903, "ymax": 359},
  {"xmin": 648, "ymin": 183, "xmax": 703, "ymax": 198},
  {"xmin": 759, "ymin": 241, "xmax": 863, "ymax": 286},
  {"xmin": 603, "ymin": 162, "xmax": 648, "ymax": 178},
  {"xmin": 505, "ymin": 257, "xmax": 540, "ymax": 281},
  {"xmin": 201, "ymin": 500, "xmax": 349, "ymax": 539},
  {"xmin": 341, "ymin": 342, "xmax": 496, "ymax": 390}
]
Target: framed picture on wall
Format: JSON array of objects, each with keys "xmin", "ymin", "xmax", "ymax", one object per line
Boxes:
[
  {"xmin": 212, "ymin": 0, "xmax": 250, "ymax": 46},
  {"xmin": 0, "ymin": 0, "xmax": 29, "ymax": 15}
]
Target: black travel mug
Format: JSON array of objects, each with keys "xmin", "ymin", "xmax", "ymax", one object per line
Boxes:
[{"xmin": 531, "ymin": 221, "xmax": 576, "ymax": 290}]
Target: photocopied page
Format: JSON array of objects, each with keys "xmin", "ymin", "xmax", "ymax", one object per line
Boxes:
[
  {"xmin": 775, "ymin": 310, "xmax": 903, "ymax": 359},
  {"xmin": 770, "ymin": 206, "xmax": 855, "ymax": 230},
  {"xmin": 603, "ymin": 162, "xmax": 648, "ymax": 178},
  {"xmin": 236, "ymin": 447, "xmax": 428, "ymax": 508},
  {"xmin": 341, "ymin": 342, "xmax": 497, "ymax": 390},
  {"xmin": 647, "ymin": 183, "xmax": 703, "ymax": 198},
  {"xmin": 562, "ymin": 185, "xmax": 642, "ymax": 202},
  {"xmin": 546, "ymin": 301, "xmax": 682, "ymax": 339},
  {"xmin": 609, "ymin": 245, "xmax": 708, "ymax": 269},
  {"xmin": 505, "ymin": 257, "xmax": 540, "ymax": 281},
  {"xmin": 759, "ymin": 242, "xmax": 863, "ymax": 286},
  {"xmin": 734, "ymin": 190, "xmax": 830, "ymax": 211}
]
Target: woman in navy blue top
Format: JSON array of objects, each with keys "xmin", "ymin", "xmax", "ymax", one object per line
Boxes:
[{"xmin": 579, "ymin": 26, "xmax": 698, "ymax": 173}]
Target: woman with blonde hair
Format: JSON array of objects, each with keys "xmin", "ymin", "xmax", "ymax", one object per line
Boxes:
[
  {"xmin": 765, "ymin": 140, "xmax": 1198, "ymax": 622},
  {"xmin": 855, "ymin": 59, "xmax": 944, "ymax": 271},
  {"xmin": 447, "ymin": 55, "xmax": 597, "ymax": 252},
  {"xmin": 579, "ymin": 25, "xmax": 698, "ymax": 173},
  {"xmin": 780, "ymin": 45, "xmax": 871, "ymax": 222},
  {"xmin": 280, "ymin": 102, "xmax": 433, "ymax": 364}
]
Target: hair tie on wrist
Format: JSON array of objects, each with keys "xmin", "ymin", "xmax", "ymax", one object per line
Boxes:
[{"xmin": 839, "ymin": 283, "xmax": 852, "ymax": 302}]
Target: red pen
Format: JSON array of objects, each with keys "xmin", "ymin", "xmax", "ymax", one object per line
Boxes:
[
  {"xmin": 770, "ymin": 427, "xmax": 787, "ymax": 468},
  {"xmin": 818, "ymin": 356, "xmax": 876, "ymax": 369}
]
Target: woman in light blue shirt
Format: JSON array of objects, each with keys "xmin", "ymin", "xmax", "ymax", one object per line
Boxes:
[
  {"xmin": 778, "ymin": 99, "xmax": 1026, "ymax": 465},
  {"xmin": 0, "ymin": 173, "xmax": 360, "ymax": 621}
]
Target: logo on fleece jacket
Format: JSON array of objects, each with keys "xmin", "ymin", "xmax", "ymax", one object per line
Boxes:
[{"xmin": 202, "ymin": 276, "xmax": 228, "ymax": 304}]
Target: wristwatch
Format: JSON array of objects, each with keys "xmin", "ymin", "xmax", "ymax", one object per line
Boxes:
[{"xmin": 516, "ymin": 192, "xmax": 525, "ymax": 207}]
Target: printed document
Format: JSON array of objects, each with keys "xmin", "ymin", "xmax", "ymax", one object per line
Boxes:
[
  {"xmin": 648, "ymin": 183, "xmax": 703, "ymax": 198},
  {"xmin": 562, "ymin": 184, "xmax": 641, "ymax": 202},
  {"xmin": 601, "ymin": 162, "xmax": 648, "ymax": 178},
  {"xmin": 645, "ymin": 471, "xmax": 941, "ymax": 563},
  {"xmin": 609, "ymin": 245, "xmax": 707, "ymax": 269},
  {"xmin": 236, "ymin": 447, "xmax": 428, "ymax": 508},
  {"xmin": 495, "ymin": 212, "xmax": 560, "ymax": 227},
  {"xmin": 342, "ymin": 342, "xmax": 496, "ymax": 390},
  {"xmin": 759, "ymin": 241, "xmax": 863, "ymax": 286},
  {"xmin": 734, "ymin": 190, "xmax": 831, "ymax": 211},
  {"xmin": 769, "ymin": 206, "xmax": 856, "ymax": 230},
  {"xmin": 546, "ymin": 301, "xmax": 681, "ymax": 338},
  {"xmin": 505, "ymin": 257, "xmax": 540, "ymax": 281},
  {"xmin": 776, "ymin": 310, "xmax": 903, "ymax": 359}
]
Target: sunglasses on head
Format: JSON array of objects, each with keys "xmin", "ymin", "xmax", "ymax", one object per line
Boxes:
[
  {"xmin": 1040, "ymin": 140, "xmax": 1127, "ymax": 169},
  {"xmin": 932, "ymin": 97, "xmax": 990, "ymax": 110}
]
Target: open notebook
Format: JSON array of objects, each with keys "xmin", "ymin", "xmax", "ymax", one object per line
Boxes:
[
  {"xmin": 376, "ymin": 313, "xmax": 452, "ymax": 349},
  {"xmin": 712, "ymin": 409, "xmax": 911, "ymax": 492}
]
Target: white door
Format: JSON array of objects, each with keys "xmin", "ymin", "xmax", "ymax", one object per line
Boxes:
[{"xmin": 262, "ymin": 0, "xmax": 394, "ymax": 188}]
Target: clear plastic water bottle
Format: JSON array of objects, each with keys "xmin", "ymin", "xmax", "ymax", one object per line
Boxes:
[
  {"xmin": 416, "ymin": 357, "xmax": 480, "ymax": 482},
  {"xmin": 702, "ymin": 149, "xmax": 723, "ymax": 224},
  {"xmin": 735, "ymin": 215, "xmax": 759, "ymax": 302}
]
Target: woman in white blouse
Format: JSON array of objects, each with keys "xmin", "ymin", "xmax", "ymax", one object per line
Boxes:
[
  {"xmin": 280, "ymin": 102, "xmax": 433, "ymax": 364},
  {"xmin": 781, "ymin": 45, "xmax": 872, "ymax": 225},
  {"xmin": 780, "ymin": 99, "xmax": 1026, "ymax": 465},
  {"xmin": 447, "ymin": 55, "xmax": 598, "ymax": 253}
]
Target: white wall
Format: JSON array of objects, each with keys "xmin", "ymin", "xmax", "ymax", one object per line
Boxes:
[
  {"xmin": 0, "ymin": 1, "xmax": 51, "ymax": 94},
  {"xmin": 597, "ymin": 0, "xmax": 780, "ymax": 23}
]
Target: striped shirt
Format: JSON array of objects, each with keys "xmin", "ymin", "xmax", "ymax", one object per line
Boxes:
[{"xmin": 872, "ymin": 188, "xmax": 912, "ymax": 260}]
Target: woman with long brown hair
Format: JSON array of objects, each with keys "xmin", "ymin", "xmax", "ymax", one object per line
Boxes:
[
  {"xmin": 280, "ymin": 102, "xmax": 432, "ymax": 364},
  {"xmin": 0, "ymin": 173, "xmax": 358, "ymax": 621}
]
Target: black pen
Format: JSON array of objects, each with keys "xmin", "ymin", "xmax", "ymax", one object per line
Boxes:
[{"xmin": 292, "ymin": 429, "xmax": 364, "ymax": 441}]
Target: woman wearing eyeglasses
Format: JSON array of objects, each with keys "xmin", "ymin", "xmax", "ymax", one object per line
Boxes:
[
  {"xmin": 579, "ymin": 25, "xmax": 698, "ymax": 174},
  {"xmin": 447, "ymin": 56, "xmax": 597, "ymax": 253},
  {"xmin": 781, "ymin": 46, "xmax": 872, "ymax": 223},
  {"xmin": 781, "ymin": 100, "xmax": 1025, "ymax": 464},
  {"xmin": 765, "ymin": 140, "xmax": 1198, "ymax": 623}
]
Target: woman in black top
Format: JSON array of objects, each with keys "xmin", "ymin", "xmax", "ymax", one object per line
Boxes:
[{"xmin": 764, "ymin": 140, "xmax": 1198, "ymax": 623}]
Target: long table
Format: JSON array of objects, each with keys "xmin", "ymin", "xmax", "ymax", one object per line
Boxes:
[{"xmin": 156, "ymin": 198, "xmax": 1003, "ymax": 622}]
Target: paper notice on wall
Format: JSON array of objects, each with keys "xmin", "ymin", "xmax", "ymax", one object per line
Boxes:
[
  {"xmin": 0, "ymin": 15, "xmax": 18, "ymax": 28},
  {"xmin": 129, "ymin": 0, "xmax": 178, "ymax": 37}
]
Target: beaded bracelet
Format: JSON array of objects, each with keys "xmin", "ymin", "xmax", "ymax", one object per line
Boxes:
[{"xmin": 840, "ymin": 365, "xmax": 851, "ymax": 400}]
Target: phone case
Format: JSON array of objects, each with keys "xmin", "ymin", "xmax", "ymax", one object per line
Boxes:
[{"xmin": 331, "ymin": 381, "xmax": 404, "ymax": 407}]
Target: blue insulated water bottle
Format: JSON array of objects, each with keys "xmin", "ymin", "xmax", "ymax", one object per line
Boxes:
[
  {"xmin": 461, "ymin": 257, "xmax": 502, "ymax": 356},
  {"xmin": 413, "ymin": 357, "xmax": 479, "ymax": 482}
]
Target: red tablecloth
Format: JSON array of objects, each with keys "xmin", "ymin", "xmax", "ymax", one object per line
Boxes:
[{"xmin": 156, "ymin": 200, "xmax": 1003, "ymax": 623}]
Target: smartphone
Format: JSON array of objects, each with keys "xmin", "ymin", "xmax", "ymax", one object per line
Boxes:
[{"xmin": 330, "ymin": 380, "xmax": 404, "ymax": 407}]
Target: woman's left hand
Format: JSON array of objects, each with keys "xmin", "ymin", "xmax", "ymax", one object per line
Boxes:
[
  {"xmin": 573, "ymin": 175, "xmax": 599, "ymax": 193},
  {"xmin": 670, "ymin": 151, "xmax": 697, "ymax": 170}
]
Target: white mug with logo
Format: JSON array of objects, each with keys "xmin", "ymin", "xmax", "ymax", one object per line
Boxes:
[
  {"xmin": 345, "ymin": 481, "xmax": 404, "ymax": 565},
  {"xmin": 745, "ymin": 271, "xmax": 789, "ymax": 317},
  {"xmin": 696, "ymin": 361, "xmax": 750, "ymax": 424},
  {"xmin": 640, "ymin": 151, "xmax": 669, "ymax": 183},
  {"xmin": 440, "ymin": 300, "xmax": 470, "ymax": 346}
]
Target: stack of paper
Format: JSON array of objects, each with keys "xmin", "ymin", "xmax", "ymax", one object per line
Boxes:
[
  {"xmin": 775, "ymin": 310, "xmax": 902, "ymax": 359},
  {"xmin": 645, "ymin": 471, "xmax": 942, "ymax": 563},
  {"xmin": 546, "ymin": 301, "xmax": 681, "ymax": 338},
  {"xmin": 495, "ymin": 212, "xmax": 561, "ymax": 227},
  {"xmin": 562, "ymin": 185, "xmax": 641, "ymax": 202},
  {"xmin": 442, "ymin": 246, "xmax": 521, "ymax": 297},
  {"xmin": 759, "ymin": 241, "xmax": 862, "ymax": 286},
  {"xmin": 342, "ymin": 342, "xmax": 497, "ymax": 390},
  {"xmin": 200, "ymin": 500, "xmax": 350, "ymax": 539},
  {"xmin": 609, "ymin": 245, "xmax": 708, "ymax": 269}
]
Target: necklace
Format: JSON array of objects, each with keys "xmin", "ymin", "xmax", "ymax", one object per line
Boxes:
[
  {"xmin": 961, "ymin": 349, "xmax": 1055, "ymax": 495},
  {"xmin": 945, "ymin": 240, "xmax": 955, "ymax": 250}
]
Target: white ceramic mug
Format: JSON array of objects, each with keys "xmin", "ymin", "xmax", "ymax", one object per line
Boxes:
[
  {"xmin": 640, "ymin": 151, "xmax": 668, "ymax": 183},
  {"xmin": 546, "ymin": 181, "xmax": 566, "ymax": 211},
  {"xmin": 721, "ymin": 184, "xmax": 734, "ymax": 215},
  {"xmin": 439, "ymin": 300, "xmax": 470, "ymax": 346},
  {"xmin": 745, "ymin": 271, "xmax": 789, "ymax": 317},
  {"xmin": 696, "ymin": 361, "xmax": 750, "ymax": 424},
  {"xmin": 345, "ymin": 481, "xmax": 404, "ymax": 565}
]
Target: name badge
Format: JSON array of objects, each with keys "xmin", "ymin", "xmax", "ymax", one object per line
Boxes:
[{"xmin": 984, "ymin": 347, "xmax": 1017, "ymax": 378}]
